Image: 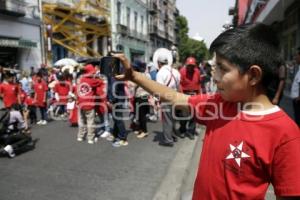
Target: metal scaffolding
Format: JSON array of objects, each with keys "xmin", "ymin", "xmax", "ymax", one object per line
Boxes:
[{"xmin": 42, "ymin": 0, "xmax": 111, "ymax": 58}]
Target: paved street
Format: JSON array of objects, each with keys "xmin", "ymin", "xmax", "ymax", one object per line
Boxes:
[
  {"xmin": 0, "ymin": 119, "xmax": 187, "ymax": 200},
  {"xmin": 0, "ymin": 94, "xmax": 296, "ymax": 200}
]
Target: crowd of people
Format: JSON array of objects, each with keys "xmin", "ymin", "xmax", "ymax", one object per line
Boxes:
[{"xmin": 0, "ymin": 53, "xmax": 217, "ymax": 157}]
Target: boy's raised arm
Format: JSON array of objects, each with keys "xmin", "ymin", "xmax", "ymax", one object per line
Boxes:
[{"xmin": 113, "ymin": 53, "xmax": 189, "ymax": 109}]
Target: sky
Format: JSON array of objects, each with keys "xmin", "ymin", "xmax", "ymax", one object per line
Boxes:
[{"xmin": 176, "ymin": 0, "xmax": 236, "ymax": 47}]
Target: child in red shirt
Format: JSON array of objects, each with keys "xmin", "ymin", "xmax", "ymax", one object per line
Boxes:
[
  {"xmin": 53, "ymin": 75, "xmax": 71, "ymax": 116},
  {"xmin": 33, "ymin": 72, "xmax": 48, "ymax": 125},
  {"xmin": 25, "ymin": 92, "xmax": 37, "ymax": 124},
  {"xmin": 0, "ymin": 72, "xmax": 19, "ymax": 108},
  {"xmin": 113, "ymin": 23, "xmax": 300, "ymax": 199}
]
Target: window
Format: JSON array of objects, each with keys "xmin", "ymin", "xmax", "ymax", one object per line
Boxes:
[
  {"xmin": 117, "ymin": 1, "xmax": 122, "ymax": 24},
  {"xmin": 141, "ymin": 16, "xmax": 144, "ymax": 34},
  {"xmin": 127, "ymin": 7, "xmax": 130, "ymax": 29},
  {"xmin": 134, "ymin": 12, "xmax": 138, "ymax": 31}
]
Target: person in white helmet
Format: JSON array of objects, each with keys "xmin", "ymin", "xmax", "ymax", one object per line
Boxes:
[{"xmin": 155, "ymin": 50, "xmax": 181, "ymax": 147}]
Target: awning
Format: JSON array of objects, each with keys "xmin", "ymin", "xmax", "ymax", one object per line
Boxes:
[{"xmin": 0, "ymin": 38, "xmax": 37, "ymax": 49}]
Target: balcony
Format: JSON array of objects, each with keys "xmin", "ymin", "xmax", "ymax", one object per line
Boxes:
[
  {"xmin": 174, "ymin": 8, "xmax": 179, "ymax": 17},
  {"xmin": 0, "ymin": 0, "xmax": 26, "ymax": 17},
  {"xmin": 165, "ymin": 32, "xmax": 169, "ymax": 40},
  {"xmin": 149, "ymin": 25, "xmax": 158, "ymax": 36},
  {"xmin": 116, "ymin": 24, "xmax": 128, "ymax": 36},
  {"xmin": 136, "ymin": 33, "xmax": 148, "ymax": 41},
  {"xmin": 149, "ymin": 2, "xmax": 158, "ymax": 15},
  {"xmin": 128, "ymin": 30, "xmax": 138, "ymax": 38},
  {"xmin": 164, "ymin": 13, "xmax": 169, "ymax": 23}
]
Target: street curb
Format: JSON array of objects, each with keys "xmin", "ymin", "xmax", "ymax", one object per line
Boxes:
[
  {"xmin": 180, "ymin": 127, "xmax": 204, "ymax": 200},
  {"xmin": 152, "ymin": 126, "xmax": 205, "ymax": 200}
]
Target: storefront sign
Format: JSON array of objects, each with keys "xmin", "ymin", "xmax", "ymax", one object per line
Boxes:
[{"xmin": 0, "ymin": 38, "xmax": 37, "ymax": 48}]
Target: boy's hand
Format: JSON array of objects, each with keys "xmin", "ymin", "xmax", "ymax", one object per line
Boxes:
[{"xmin": 111, "ymin": 53, "xmax": 134, "ymax": 81}]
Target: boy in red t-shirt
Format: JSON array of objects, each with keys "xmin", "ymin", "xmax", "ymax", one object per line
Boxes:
[
  {"xmin": 53, "ymin": 75, "xmax": 71, "ymax": 117},
  {"xmin": 25, "ymin": 92, "xmax": 37, "ymax": 124},
  {"xmin": 113, "ymin": 24, "xmax": 300, "ymax": 199},
  {"xmin": 33, "ymin": 72, "xmax": 48, "ymax": 125},
  {"xmin": 0, "ymin": 72, "xmax": 20, "ymax": 108}
]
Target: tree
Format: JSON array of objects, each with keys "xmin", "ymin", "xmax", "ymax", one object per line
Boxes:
[{"xmin": 175, "ymin": 15, "xmax": 209, "ymax": 64}]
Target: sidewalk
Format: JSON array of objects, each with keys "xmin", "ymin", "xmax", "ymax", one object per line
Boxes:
[{"xmin": 152, "ymin": 125, "xmax": 205, "ymax": 200}]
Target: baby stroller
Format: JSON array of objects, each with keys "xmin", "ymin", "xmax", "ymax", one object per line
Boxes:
[{"xmin": 0, "ymin": 108, "xmax": 37, "ymax": 158}]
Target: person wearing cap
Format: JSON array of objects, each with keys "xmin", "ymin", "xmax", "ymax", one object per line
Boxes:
[
  {"xmin": 156, "ymin": 51, "xmax": 181, "ymax": 147},
  {"xmin": 178, "ymin": 57, "xmax": 202, "ymax": 140},
  {"xmin": 76, "ymin": 64, "xmax": 103, "ymax": 144},
  {"xmin": 0, "ymin": 72, "xmax": 20, "ymax": 109}
]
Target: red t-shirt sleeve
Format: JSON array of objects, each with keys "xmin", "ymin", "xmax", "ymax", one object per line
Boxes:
[
  {"xmin": 188, "ymin": 93, "xmax": 222, "ymax": 125},
  {"xmin": 272, "ymin": 137, "xmax": 300, "ymax": 196}
]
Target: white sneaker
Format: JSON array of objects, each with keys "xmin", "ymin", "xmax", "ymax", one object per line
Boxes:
[
  {"xmin": 77, "ymin": 138, "xmax": 83, "ymax": 142},
  {"xmin": 87, "ymin": 140, "xmax": 94, "ymax": 144},
  {"xmin": 106, "ymin": 134, "xmax": 114, "ymax": 142},
  {"xmin": 112, "ymin": 140, "xmax": 128, "ymax": 147},
  {"xmin": 94, "ymin": 137, "xmax": 99, "ymax": 143},
  {"xmin": 37, "ymin": 120, "xmax": 43, "ymax": 125},
  {"xmin": 41, "ymin": 120, "xmax": 47, "ymax": 125},
  {"xmin": 4, "ymin": 145, "xmax": 15, "ymax": 158},
  {"xmin": 149, "ymin": 115, "xmax": 158, "ymax": 121},
  {"xmin": 100, "ymin": 131, "xmax": 111, "ymax": 138}
]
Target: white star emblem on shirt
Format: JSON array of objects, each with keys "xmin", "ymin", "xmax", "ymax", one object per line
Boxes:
[{"xmin": 225, "ymin": 141, "xmax": 250, "ymax": 167}]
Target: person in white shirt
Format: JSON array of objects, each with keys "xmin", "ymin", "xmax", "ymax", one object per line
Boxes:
[{"xmin": 156, "ymin": 50, "xmax": 180, "ymax": 147}]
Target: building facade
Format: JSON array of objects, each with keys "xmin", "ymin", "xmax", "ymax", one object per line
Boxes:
[
  {"xmin": 42, "ymin": 0, "xmax": 111, "ymax": 64},
  {"xmin": 0, "ymin": 0, "xmax": 42, "ymax": 70},
  {"xmin": 111, "ymin": 0, "xmax": 178, "ymax": 63},
  {"xmin": 110, "ymin": 0, "xmax": 149, "ymax": 62},
  {"xmin": 148, "ymin": 0, "xmax": 178, "ymax": 60}
]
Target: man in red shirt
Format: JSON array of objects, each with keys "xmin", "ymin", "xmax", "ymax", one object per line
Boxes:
[
  {"xmin": 33, "ymin": 72, "xmax": 48, "ymax": 125},
  {"xmin": 178, "ymin": 57, "xmax": 201, "ymax": 140},
  {"xmin": 0, "ymin": 72, "xmax": 20, "ymax": 108}
]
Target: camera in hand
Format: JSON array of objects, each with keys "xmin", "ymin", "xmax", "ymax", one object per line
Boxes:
[{"xmin": 100, "ymin": 53, "xmax": 121, "ymax": 77}]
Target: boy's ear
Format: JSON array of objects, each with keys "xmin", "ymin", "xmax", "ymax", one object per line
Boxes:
[{"xmin": 247, "ymin": 65, "xmax": 262, "ymax": 86}]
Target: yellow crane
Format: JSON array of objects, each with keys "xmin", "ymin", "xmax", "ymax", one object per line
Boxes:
[{"xmin": 42, "ymin": 0, "xmax": 111, "ymax": 58}]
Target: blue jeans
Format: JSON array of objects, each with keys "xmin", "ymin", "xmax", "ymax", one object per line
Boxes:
[{"xmin": 112, "ymin": 103, "xmax": 127, "ymax": 141}]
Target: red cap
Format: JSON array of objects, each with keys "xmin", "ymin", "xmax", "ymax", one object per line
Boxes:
[
  {"xmin": 185, "ymin": 57, "xmax": 197, "ymax": 66},
  {"xmin": 84, "ymin": 64, "xmax": 96, "ymax": 75}
]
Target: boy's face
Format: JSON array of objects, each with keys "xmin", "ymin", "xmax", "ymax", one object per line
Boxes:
[{"xmin": 213, "ymin": 55, "xmax": 250, "ymax": 102}]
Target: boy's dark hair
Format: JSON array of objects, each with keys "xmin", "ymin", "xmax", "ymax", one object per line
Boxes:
[
  {"xmin": 210, "ymin": 23, "xmax": 282, "ymax": 88},
  {"xmin": 11, "ymin": 103, "xmax": 21, "ymax": 111},
  {"xmin": 36, "ymin": 71, "xmax": 43, "ymax": 77}
]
